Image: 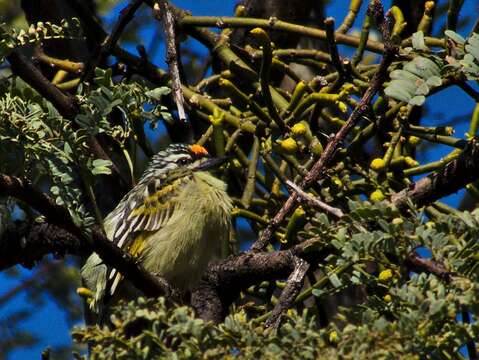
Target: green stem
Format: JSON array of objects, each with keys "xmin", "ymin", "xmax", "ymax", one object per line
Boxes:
[
  {"xmin": 337, "ymin": 0, "xmax": 363, "ymax": 34},
  {"xmin": 122, "ymin": 147, "xmax": 136, "ymax": 186},
  {"xmin": 179, "ymin": 15, "xmax": 385, "ymax": 53},
  {"xmin": 324, "ymin": 17, "xmax": 345, "ymax": 76},
  {"xmin": 219, "ymin": 78, "xmax": 273, "ymax": 126},
  {"xmin": 353, "ymin": 10, "xmax": 371, "ymax": 65},
  {"xmin": 466, "ymin": 183, "xmax": 479, "ymax": 200},
  {"xmin": 232, "ymin": 207, "xmax": 268, "ymax": 225},
  {"xmin": 250, "ymin": 28, "xmax": 287, "ymax": 131},
  {"xmin": 383, "ymin": 128, "xmax": 403, "ymax": 167},
  {"xmin": 403, "ymin": 149, "xmax": 461, "ymax": 176},
  {"xmin": 241, "ymin": 136, "xmax": 260, "ymax": 208},
  {"xmin": 389, "ymin": 6, "xmax": 407, "ymax": 41},
  {"xmin": 56, "ymin": 78, "xmax": 80, "ymax": 90},
  {"xmin": 418, "ymin": 1, "xmax": 435, "ymax": 33},
  {"xmin": 403, "ymin": 131, "xmax": 467, "ymax": 149},
  {"xmin": 468, "ymin": 103, "xmax": 479, "ymax": 138},
  {"xmin": 196, "ymin": 125, "xmax": 214, "ymax": 146}
]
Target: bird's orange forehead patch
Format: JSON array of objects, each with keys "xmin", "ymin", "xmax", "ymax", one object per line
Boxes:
[{"xmin": 189, "ymin": 144, "xmax": 209, "ymax": 156}]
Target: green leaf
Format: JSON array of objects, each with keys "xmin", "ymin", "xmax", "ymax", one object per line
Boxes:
[
  {"xmin": 404, "ymin": 57, "xmax": 440, "ymax": 79},
  {"xmin": 409, "ymin": 95, "xmax": 426, "ymax": 106},
  {"xmin": 389, "ymin": 69, "xmax": 421, "ymax": 81},
  {"xmin": 385, "ymin": 79, "xmax": 415, "ymax": 102},
  {"xmin": 329, "ymin": 273, "xmax": 342, "ymax": 288},
  {"xmin": 415, "ymin": 82, "xmax": 429, "ymax": 96},
  {"xmin": 429, "ymin": 299, "xmax": 446, "ymax": 315},
  {"xmin": 445, "ymin": 30, "xmax": 466, "ymax": 45},
  {"xmin": 311, "ymin": 288, "xmax": 325, "ymax": 297},
  {"xmin": 145, "ymin": 87, "xmax": 171, "ymax": 101},
  {"xmin": 91, "ymin": 159, "xmax": 112, "ymax": 175},
  {"xmin": 425, "ymin": 76, "xmax": 442, "ymax": 87},
  {"xmin": 412, "ymin": 31, "xmax": 427, "ymax": 51}
]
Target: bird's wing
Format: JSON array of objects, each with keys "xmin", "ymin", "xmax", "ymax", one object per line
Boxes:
[{"xmin": 104, "ymin": 173, "xmax": 192, "ymax": 296}]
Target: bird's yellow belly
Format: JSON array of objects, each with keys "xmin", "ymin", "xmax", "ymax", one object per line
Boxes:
[{"xmin": 141, "ymin": 173, "xmax": 231, "ymax": 290}]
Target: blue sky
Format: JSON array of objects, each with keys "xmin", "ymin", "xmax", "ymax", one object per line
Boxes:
[{"xmin": 2, "ymin": 0, "xmax": 478, "ymax": 358}]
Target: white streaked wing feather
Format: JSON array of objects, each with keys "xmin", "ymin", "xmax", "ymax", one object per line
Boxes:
[{"xmin": 104, "ymin": 175, "xmax": 191, "ymax": 297}]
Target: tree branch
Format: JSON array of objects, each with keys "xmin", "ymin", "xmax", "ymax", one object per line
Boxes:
[
  {"xmin": 6, "ymin": 50, "xmax": 129, "ymax": 188},
  {"xmin": 153, "ymin": 1, "xmax": 187, "ymax": 123},
  {"xmin": 192, "ymin": 238, "xmax": 330, "ymax": 323},
  {"xmin": 265, "ymin": 256, "xmax": 309, "ymax": 329},
  {"xmin": 7, "ymin": 51, "xmax": 78, "ymax": 119},
  {"xmin": 391, "ymin": 139, "xmax": 479, "ymax": 209},
  {"xmin": 405, "ymin": 253, "xmax": 453, "ymax": 282},
  {"xmin": 83, "ymin": 0, "xmax": 144, "ymax": 82},
  {"xmin": 0, "ymin": 174, "xmax": 171, "ymax": 298},
  {"xmin": 0, "ymin": 222, "xmax": 86, "ymax": 271},
  {"xmin": 252, "ymin": 0, "xmax": 398, "ymax": 251}
]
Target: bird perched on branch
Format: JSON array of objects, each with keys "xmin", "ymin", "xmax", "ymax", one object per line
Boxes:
[{"xmin": 81, "ymin": 143, "xmax": 232, "ymax": 323}]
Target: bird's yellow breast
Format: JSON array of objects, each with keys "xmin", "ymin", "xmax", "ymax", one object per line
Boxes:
[{"xmin": 138, "ymin": 171, "xmax": 232, "ymax": 289}]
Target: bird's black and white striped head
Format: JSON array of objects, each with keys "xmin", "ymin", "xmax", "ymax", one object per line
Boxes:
[{"xmin": 139, "ymin": 143, "xmax": 211, "ymax": 184}]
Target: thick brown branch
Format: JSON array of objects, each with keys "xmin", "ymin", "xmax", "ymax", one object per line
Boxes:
[
  {"xmin": 192, "ymin": 239, "xmax": 330, "ymax": 322},
  {"xmin": 0, "ymin": 222, "xmax": 86, "ymax": 271},
  {"xmin": 391, "ymin": 139, "xmax": 479, "ymax": 209},
  {"xmin": 0, "ymin": 174, "xmax": 170, "ymax": 297}
]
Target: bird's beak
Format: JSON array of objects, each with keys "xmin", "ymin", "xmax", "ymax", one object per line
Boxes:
[{"xmin": 195, "ymin": 155, "xmax": 232, "ymax": 171}]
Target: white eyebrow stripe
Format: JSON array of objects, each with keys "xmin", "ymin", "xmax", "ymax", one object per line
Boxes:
[{"xmin": 167, "ymin": 154, "xmax": 188, "ymax": 162}]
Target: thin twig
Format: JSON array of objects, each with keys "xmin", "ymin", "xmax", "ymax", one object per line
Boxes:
[
  {"xmin": 265, "ymin": 255, "xmax": 309, "ymax": 329},
  {"xmin": 153, "ymin": 1, "xmax": 187, "ymax": 123},
  {"xmin": 286, "ymin": 180, "xmax": 344, "ymax": 219},
  {"xmin": 252, "ymin": 0, "xmax": 398, "ymax": 251},
  {"xmin": 241, "ymin": 136, "xmax": 260, "ymax": 208},
  {"xmin": 405, "ymin": 253, "xmax": 454, "ymax": 281},
  {"xmin": 83, "ymin": 0, "xmax": 144, "ymax": 82},
  {"xmin": 324, "ymin": 17, "xmax": 345, "ymax": 77}
]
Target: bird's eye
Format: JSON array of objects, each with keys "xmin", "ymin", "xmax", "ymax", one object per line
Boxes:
[{"xmin": 178, "ymin": 157, "xmax": 189, "ymax": 165}]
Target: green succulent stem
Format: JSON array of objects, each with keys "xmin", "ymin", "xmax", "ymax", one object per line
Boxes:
[
  {"xmin": 337, "ymin": 0, "xmax": 363, "ymax": 34},
  {"xmin": 179, "ymin": 15, "xmax": 385, "ymax": 53},
  {"xmin": 407, "ymin": 124, "xmax": 455, "ymax": 136},
  {"xmin": 468, "ymin": 103, "xmax": 479, "ymax": 138},
  {"xmin": 196, "ymin": 125, "xmax": 214, "ymax": 146},
  {"xmin": 389, "ymin": 6, "xmax": 407, "ymax": 41},
  {"xmin": 403, "ymin": 131, "xmax": 467, "ymax": 149},
  {"xmin": 383, "ymin": 128, "xmax": 403, "ymax": 168},
  {"xmin": 324, "ymin": 18, "xmax": 345, "ymax": 76},
  {"xmin": 56, "ymin": 78, "xmax": 80, "ymax": 90},
  {"xmin": 417, "ymin": 1, "xmax": 435, "ymax": 33},
  {"xmin": 250, "ymin": 28, "xmax": 287, "ymax": 131},
  {"xmin": 404, "ymin": 149, "xmax": 461, "ymax": 176},
  {"xmin": 352, "ymin": 11, "xmax": 371, "ymax": 65},
  {"xmin": 288, "ymin": 93, "xmax": 340, "ymax": 123},
  {"xmin": 241, "ymin": 136, "xmax": 260, "ymax": 208}
]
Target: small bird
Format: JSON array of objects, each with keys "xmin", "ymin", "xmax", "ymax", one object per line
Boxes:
[{"xmin": 81, "ymin": 143, "xmax": 232, "ymax": 322}]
